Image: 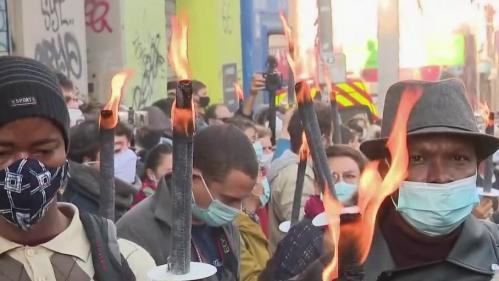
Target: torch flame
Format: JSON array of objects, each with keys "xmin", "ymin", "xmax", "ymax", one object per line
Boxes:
[
  {"xmin": 322, "ymin": 188, "xmax": 342, "ymax": 281},
  {"xmin": 100, "ymin": 70, "xmax": 133, "ymax": 129},
  {"xmin": 299, "ymin": 132, "xmax": 310, "ymax": 161},
  {"xmin": 172, "ymin": 98, "xmax": 195, "ymax": 136},
  {"xmin": 169, "ymin": 12, "xmax": 191, "ymax": 80},
  {"xmin": 295, "ymin": 80, "xmax": 314, "ymax": 104},
  {"xmin": 321, "ymin": 86, "xmax": 423, "ymax": 280},
  {"xmin": 233, "ymin": 81, "xmax": 244, "ymax": 101},
  {"xmin": 478, "ymin": 101, "xmax": 493, "ymax": 128},
  {"xmin": 279, "ymin": 0, "xmax": 319, "ymax": 82}
]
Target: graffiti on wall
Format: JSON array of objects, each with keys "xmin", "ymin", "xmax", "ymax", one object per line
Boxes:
[
  {"xmin": 41, "ymin": 0, "xmax": 74, "ymax": 32},
  {"xmin": 0, "ymin": 0, "xmax": 9, "ymax": 55},
  {"xmin": 34, "ymin": 32, "xmax": 82, "ymax": 79},
  {"xmin": 32, "ymin": 0, "xmax": 86, "ymax": 99},
  {"xmin": 131, "ymin": 33, "xmax": 166, "ymax": 109},
  {"xmin": 85, "ymin": 0, "xmax": 112, "ymax": 33}
]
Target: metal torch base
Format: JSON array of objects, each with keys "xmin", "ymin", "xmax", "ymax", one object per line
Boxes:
[
  {"xmin": 477, "ymin": 187, "xmax": 499, "ymax": 198},
  {"xmin": 147, "ymin": 262, "xmax": 217, "ymax": 281}
]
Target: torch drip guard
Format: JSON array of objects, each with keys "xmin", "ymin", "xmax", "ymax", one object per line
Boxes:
[{"xmin": 148, "ymin": 262, "xmax": 217, "ymax": 281}]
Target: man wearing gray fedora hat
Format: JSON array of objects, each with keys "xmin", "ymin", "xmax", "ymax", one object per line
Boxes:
[
  {"xmin": 356, "ymin": 78, "xmax": 499, "ymax": 280},
  {"xmin": 288, "ymin": 79, "xmax": 499, "ymax": 281}
]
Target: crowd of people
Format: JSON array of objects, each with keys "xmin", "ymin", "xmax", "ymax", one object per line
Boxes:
[{"xmin": 1, "ymin": 56, "xmax": 499, "ymax": 281}]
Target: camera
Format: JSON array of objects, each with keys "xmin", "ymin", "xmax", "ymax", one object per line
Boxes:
[
  {"xmin": 119, "ymin": 108, "xmax": 149, "ymax": 128},
  {"xmin": 264, "ymin": 56, "xmax": 282, "ymax": 93}
]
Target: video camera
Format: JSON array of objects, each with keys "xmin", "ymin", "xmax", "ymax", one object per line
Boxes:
[{"xmin": 263, "ymin": 56, "xmax": 282, "ymax": 93}]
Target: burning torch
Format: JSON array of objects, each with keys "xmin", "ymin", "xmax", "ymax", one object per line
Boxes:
[
  {"xmin": 147, "ymin": 12, "xmax": 216, "ymax": 281},
  {"xmin": 170, "ymin": 80, "xmax": 195, "ymax": 274},
  {"xmin": 99, "ymin": 71, "xmax": 132, "ymax": 221},
  {"xmin": 290, "ymin": 132, "xmax": 310, "ymax": 226},
  {"xmin": 295, "ymin": 81, "xmax": 337, "ymax": 197},
  {"xmin": 329, "ymin": 86, "xmax": 343, "ymax": 145}
]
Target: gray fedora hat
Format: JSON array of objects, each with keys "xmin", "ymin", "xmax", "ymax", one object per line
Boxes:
[{"xmin": 360, "ymin": 79, "xmax": 499, "ymax": 160}]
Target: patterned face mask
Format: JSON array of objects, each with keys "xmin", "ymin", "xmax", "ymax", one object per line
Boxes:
[{"xmin": 0, "ymin": 158, "xmax": 68, "ymax": 231}]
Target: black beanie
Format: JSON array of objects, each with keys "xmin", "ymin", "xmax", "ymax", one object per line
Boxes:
[{"xmin": 0, "ymin": 56, "xmax": 70, "ymax": 150}]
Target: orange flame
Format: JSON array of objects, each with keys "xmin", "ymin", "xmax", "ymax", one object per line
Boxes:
[
  {"xmin": 322, "ymin": 188, "xmax": 342, "ymax": 281},
  {"xmin": 233, "ymin": 81, "xmax": 244, "ymax": 101},
  {"xmin": 100, "ymin": 70, "xmax": 133, "ymax": 129},
  {"xmin": 295, "ymin": 80, "xmax": 314, "ymax": 104},
  {"xmin": 321, "ymin": 86, "xmax": 423, "ymax": 280},
  {"xmin": 478, "ymin": 101, "xmax": 493, "ymax": 128},
  {"xmin": 169, "ymin": 12, "xmax": 191, "ymax": 80},
  {"xmin": 279, "ymin": 0, "xmax": 319, "ymax": 82},
  {"xmin": 299, "ymin": 132, "xmax": 310, "ymax": 161},
  {"xmin": 172, "ymin": 98, "xmax": 195, "ymax": 136}
]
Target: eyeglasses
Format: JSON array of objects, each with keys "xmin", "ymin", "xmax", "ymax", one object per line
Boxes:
[{"xmin": 64, "ymin": 96, "xmax": 79, "ymax": 104}]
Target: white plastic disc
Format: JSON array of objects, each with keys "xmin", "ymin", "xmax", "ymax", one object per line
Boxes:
[
  {"xmin": 147, "ymin": 262, "xmax": 217, "ymax": 281},
  {"xmin": 477, "ymin": 187, "xmax": 499, "ymax": 197},
  {"xmin": 312, "ymin": 206, "xmax": 361, "ymax": 227},
  {"xmin": 312, "ymin": 212, "xmax": 327, "ymax": 227},
  {"xmin": 279, "ymin": 220, "xmax": 291, "ymax": 233}
]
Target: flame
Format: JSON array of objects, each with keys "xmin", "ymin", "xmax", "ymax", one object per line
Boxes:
[
  {"xmin": 279, "ymin": 0, "xmax": 319, "ymax": 82},
  {"xmin": 357, "ymin": 86, "xmax": 423, "ymax": 262},
  {"xmin": 169, "ymin": 12, "xmax": 191, "ymax": 80},
  {"xmin": 478, "ymin": 101, "xmax": 493, "ymax": 128},
  {"xmin": 299, "ymin": 132, "xmax": 310, "ymax": 161},
  {"xmin": 233, "ymin": 81, "xmax": 244, "ymax": 101},
  {"xmin": 295, "ymin": 80, "xmax": 314, "ymax": 104},
  {"xmin": 321, "ymin": 86, "xmax": 423, "ymax": 279},
  {"xmin": 322, "ymin": 188, "xmax": 342, "ymax": 281},
  {"xmin": 100, "ymin": 70, "xmax": 133, "ymax": 129}
]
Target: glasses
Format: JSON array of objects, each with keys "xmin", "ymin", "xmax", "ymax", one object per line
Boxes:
[
  {"xmin": 65, "ymin": 96, "xmax": 79, "ymax": 104},
  {"xmin": 332, "ymin": 171, "xmax": 359, "ymax": 184}
]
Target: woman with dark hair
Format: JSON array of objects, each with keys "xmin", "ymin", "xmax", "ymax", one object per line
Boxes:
[
  {"xmin": 259, "ymin": 145, "xmax": 367, "ymax": 281},
  {"xmin": 134, "ymin": 143, "xmax": 173, "ymax": 205}
]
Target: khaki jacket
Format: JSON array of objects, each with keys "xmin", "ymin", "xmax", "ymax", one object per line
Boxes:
[
  {"xmin": 268, "ymin": 151, "xmax": 315, "ymax": 253},
  {"xmin": 236, "ymin": 214, "xmax": 271, "ymax": 281}
]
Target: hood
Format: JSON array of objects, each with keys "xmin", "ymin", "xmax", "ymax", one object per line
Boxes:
[
  {"xmin": 68, "ymin": 161, "xmax": 136, "ymax": 209},
  {"xmin": 267, "ymin": 150, "xmax": 299, "ymax": 182},
  {"xmin": 235, "ymin": 213, "xmax": 269, "ymax": 245}
]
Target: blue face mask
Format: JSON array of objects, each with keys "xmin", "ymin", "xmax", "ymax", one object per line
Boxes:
[
  {"xmin": 192, "ymin": 177, "xmax": 241, "ymax": 227},
  {"xmin": 260, "ymin": 177, "xmax": 271, "ymax": 206},
  {"xmin": 396, "ymin": 174, "xmax": 479, "ymax": 237},
  {"xmin": 335, "ymin": 181, "xmax": 357, "ymax": 204},
  {"xmin": 253, "ymin": 141, "xmax": 264, "ymax": 163}
]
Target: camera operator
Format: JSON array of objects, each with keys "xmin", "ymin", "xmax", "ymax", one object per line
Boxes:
[{"xmin": 239, "ymin": 56, "xmax": 283, "ymax": 143}]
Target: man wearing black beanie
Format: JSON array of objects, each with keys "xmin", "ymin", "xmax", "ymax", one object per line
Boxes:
[{"xmin": 0, "ymin": 56, "xmax": 154, "ymax": 281}]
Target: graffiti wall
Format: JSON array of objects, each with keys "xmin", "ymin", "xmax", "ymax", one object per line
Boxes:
[
  {"xmin": 85, "ymin": 0, "xmax": 123, "ymax": 103},
  {"xmin": 123, "ymin": 0, "xmax": 167, "ymax": 109},
  {"xmin": 18, "ymin": 0, "xmax": 88, "ymax": 100}
]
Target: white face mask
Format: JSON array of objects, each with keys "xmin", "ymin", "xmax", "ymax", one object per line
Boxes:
[
  {"xmin": 396, "ymin": 173, "xmax": 480, "ymax": 237},
  {"xmin": 114, "ymin": 149, "xmax": 138, "ymax": 184},
  {"xmin": 260, "ymin": 153, "xmax": 274, "ymax": 172}
]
